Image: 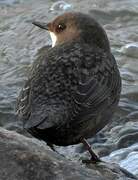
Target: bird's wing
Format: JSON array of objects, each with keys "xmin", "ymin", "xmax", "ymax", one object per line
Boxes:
[{"xmin": 70, "ymin": 52, "xmax": 121, "ymax": 122}]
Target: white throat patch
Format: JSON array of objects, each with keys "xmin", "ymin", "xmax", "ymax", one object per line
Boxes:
[{"xmin": 50, "ymin": 32, "xmax": 57, "ymax": 47}]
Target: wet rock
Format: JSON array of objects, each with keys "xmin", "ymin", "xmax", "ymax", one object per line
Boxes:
[
  {"xmin": 0, "ymin": 127, "xmax": 137, "ymax": 180},
  {"xmin": 90, "ymin": 115, "xmax": 138, "ymax": 158},
  {"xmin": 103, "ymin": 143, "xmax": 138, "ymax": 177},
  {"xmin": 119, "ymin": 43, "xmax": 138, "ymax": 58},
  {"xmin": 49, "ymin": 1, "xmax": 73, "ymax": 13}
]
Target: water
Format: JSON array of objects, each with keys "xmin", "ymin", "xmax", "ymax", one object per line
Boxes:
[
  {"xmin": 0, "ymin": 0, "xmax": 138, "ymax": 177},
  {"xmin": 0, "ymin": 0, "xmax": 19, "ymax": 5}
]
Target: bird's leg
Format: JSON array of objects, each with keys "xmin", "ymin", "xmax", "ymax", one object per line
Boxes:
[
  {"xmin": 47, "ymin": 142, "xmax": 67, "ymax": 158},
  {"xmin": 47, "ymin": 142, "xmax": 57, "ymax": 152},
  {"xmin": 81, "ymin": 138, "xmax": 101, "ymax": 163}
]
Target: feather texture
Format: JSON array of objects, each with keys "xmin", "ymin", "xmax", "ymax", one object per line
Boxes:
[{"xmin": 16, "ymin": 40, "xmax": 121, "ymax": 145}]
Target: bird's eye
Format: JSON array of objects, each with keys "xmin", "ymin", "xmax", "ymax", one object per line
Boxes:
[{"xmin": 56, "ymin": 23, "xmax": 66, "ymax": 32}]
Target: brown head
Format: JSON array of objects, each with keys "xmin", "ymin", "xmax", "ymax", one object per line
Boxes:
[{"xmin": 33, "ymin": 12, "xmax": 110, "ymax": 51}]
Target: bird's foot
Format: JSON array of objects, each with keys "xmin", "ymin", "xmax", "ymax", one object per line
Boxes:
[{"xmin": 82, "ymin": 156, "xmax": 101, "ymax": 164}]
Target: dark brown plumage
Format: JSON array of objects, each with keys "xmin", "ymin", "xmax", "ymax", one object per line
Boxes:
[{"xmin": 16, "ymin": 12, "xmax": 121, "ymax": 161}]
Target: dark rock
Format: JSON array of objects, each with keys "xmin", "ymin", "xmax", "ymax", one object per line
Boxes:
[{"xmin": 0, "ymin": 127, "xmax": 137, "ymax": 180}]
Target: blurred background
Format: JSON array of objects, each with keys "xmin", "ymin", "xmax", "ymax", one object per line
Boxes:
[{"xmin": 0, "ymin": 0, "xmax": 138, "ymax": 177}]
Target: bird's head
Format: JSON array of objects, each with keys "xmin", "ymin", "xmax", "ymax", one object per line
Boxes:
[{"xmin": 33, "ymin": 12, "xmax": 110, "ymax": 51}]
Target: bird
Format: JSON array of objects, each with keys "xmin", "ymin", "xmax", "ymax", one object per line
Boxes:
[{"xmin": 16, "ymin": 12, "xmax": 121, "ymax": 163}]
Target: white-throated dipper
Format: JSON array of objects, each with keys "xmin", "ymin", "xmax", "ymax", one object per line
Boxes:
[{"xmin": 16, "ymin": 12, "xmax": 121, "ymax": 162}]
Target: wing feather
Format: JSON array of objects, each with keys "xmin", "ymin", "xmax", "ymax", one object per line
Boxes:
[{"xmin": 71, "ymin": 53, "xmax": 121, "ymax": 121}]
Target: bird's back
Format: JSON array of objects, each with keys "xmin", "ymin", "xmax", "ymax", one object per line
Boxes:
[{"xmin": 17, "ymin": 40, "xmax": 121, "ymax": 145}]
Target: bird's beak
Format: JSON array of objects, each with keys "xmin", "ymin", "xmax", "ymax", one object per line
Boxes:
[{"xmin": 32, "ymin": 21, "xmax": 49, "ymax": 30}]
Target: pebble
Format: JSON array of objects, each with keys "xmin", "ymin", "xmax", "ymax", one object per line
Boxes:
[
  {"xmin": 49, "ymin": 1, "xmax": 73, "ymax": 13},
  {"xmin": 119, "ymin": 43, "xmax": 138, "ymax": 58}
]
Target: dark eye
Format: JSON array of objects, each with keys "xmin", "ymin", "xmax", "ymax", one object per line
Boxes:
[{"xmin": 56, "ymin": 23, "xmax": 66, "ymax": 32}]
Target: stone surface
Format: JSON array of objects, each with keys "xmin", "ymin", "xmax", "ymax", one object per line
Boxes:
[{"xmin": 0, "ymin": 127, "xmax": 137, "ymax": 180}]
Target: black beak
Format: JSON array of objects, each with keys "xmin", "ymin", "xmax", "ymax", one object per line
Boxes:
[{"xmin": 32, "ymin": 21, "xmax": 49, "ymax": 30}]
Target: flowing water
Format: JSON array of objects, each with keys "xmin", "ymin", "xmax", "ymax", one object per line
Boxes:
[{"xmin": 0, "ymin": 0, "xmax": 138, "ymax": 177}]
